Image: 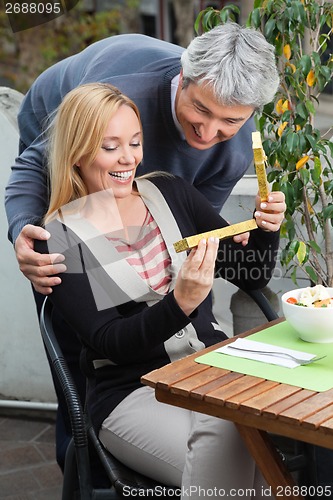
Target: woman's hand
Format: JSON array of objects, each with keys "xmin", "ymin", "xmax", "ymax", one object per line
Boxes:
[
  {"xmin": 173, "ymin": 237, "xmax": 219, "ymax": 316},
  {"xmin": 254, "ymin": 191, "xmax": 286, "ymax": 232}
]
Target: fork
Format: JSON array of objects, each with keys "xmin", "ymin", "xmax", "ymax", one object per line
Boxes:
[{"xmin": 227, "ymin": 345, "xmax": 326, "ymax": 365}]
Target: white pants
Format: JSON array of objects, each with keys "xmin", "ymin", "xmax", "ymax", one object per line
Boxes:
[{"xmin": 99, "ymin": 386, "xmax": 272, "ymax": 500}]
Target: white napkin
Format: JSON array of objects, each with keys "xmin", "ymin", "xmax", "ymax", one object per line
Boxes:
[{"xmin": 216, "ymin": 338, "xmax": 316, "ymax": 368}]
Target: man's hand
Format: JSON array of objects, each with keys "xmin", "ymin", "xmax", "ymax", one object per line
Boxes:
[
  {"xmin": 254, "ymin": 191, "xmax": 286, "ymax": 232},
  {"xmin": 14, "ymin": 224, "xmax": 66, "ymax": 295},
  {"xmin": 231, "ymin": 191, "xmax": 286, "ymax": 246},
  {"xmin": 174, "ymin": 237, "xmax": 219, "ymax": 316}
]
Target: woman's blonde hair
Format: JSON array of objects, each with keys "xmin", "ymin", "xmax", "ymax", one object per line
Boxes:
[{"xmin": 45, "ymin": 82, "xmax": 142, "ymax": 222}]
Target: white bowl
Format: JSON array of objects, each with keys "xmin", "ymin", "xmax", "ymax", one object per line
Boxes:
[{"xmin": 281, "ymin": 287, "xmax": 333, "ymax": 343}]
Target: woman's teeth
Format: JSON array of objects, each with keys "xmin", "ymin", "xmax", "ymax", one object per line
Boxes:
[
  {"xmin": 109, "ymin": 171, "xmax": 132, "ymax": 180},
  {"xmin": 194, "ymin": 127, "xmax": 201, "ymax": 138}
]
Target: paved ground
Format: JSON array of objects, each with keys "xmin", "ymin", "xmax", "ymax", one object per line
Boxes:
[{"xmin": 0, "ymin": 412, "xmax": 62, "ymax": 499}]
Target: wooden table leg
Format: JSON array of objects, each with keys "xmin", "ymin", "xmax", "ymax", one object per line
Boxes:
[{"xmin": 235, "ymin": 424, "xmax": 303, "ymax": 500}]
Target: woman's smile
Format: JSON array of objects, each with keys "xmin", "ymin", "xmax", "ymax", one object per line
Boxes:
[{"xmin": 108, "ymin": 169, "xmax": 134, "ymax": 182}]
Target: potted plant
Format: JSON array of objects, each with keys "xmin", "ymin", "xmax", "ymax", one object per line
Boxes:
[{"xmin": 195, "ymin": 0, "xmax": 333, "ymax": 287}]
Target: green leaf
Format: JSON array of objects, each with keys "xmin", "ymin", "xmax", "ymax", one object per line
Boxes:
[
  {"xmin": 276, "ymin": 18, "xmax": 285, "ymax": 33},
  {"xmin": 327, "ymin": 141, "xmax": 333, "ymax": 157},
  {"xmin": 305, "ymin": 100, "xmax": 316, "ymax": 115},
  {"xmin": 316, "ymin": 74, "xmax": 327, "ymax": 92},
  {"xmin": 312, "ymin": 52, "xmax": 321, "ymax": 66},
  {"xmin": 203, "ymin": 10, "xmax": 215, "ymax": 30},
  {"xmin": 196, "ymin": 7, "xmax": 221, "ymax": 32},
  {"xmin": 280, "ymin": 220, "xmax": 288, "ymax": 238},
  {"xmin": 327, "ymin": 10, "xmax": 332, "ymax": 29},
  {"xmin": 284, "ymin": 216, "xmax": 296, "ymax": 240},
  {"xmin": 264, "ymin": 18, "xmax": 276, "ymax": 40},
  {"xmin": 298, "ymin": 133, "xmax": 308, "ymax": 153},
  {"xmin": 267, "ymin": 171, "xmax": 278, "ymax": 183},
  {"xmin": 281, "ymin": 110, "xmax": 291, "ymax": 121},
  {"xmin": 296, "ymin": 1, "xmax": 307, "ymax": 24},
  {"xmin": 220, "ymin": 5, "xmax": 240, "ymax": 24},
  {"xmin": 248, "ymin": 8, "xmax": 261, "ymax": 28},
  {"xmin": 299, "ymin": 55, "xmax": 312, "ymax": 76},
  {"xmin": 299, "ymin": 167, "xmax": 310, "ymax": 185},
  {"xmin": 296, "ymin": 102, "xmax": 308, "ymax": 120},
  {"xmin": 305, "ymin": 134, "xmax": 316, "ymax": 150},
  {"xmin": 305, "ymin": 265, "xmax": 319, "ymax": 284},
  {"xmin": 311, "ymin": 157, "xmax": 322, "ymax": 185},
  {"xmin": 286, "ymin": 132, "xmax": 299, "ymax": 153},
  {"xmin": 291, "ymin": 266, "xmax": 298, "ymax": 286},
  {"xmin": 297, "ymin": 241, "xmax": 307, "ymax": 264},
  {"xmin": 319, "ymin": 34, "xmax": 328, "ymax": 52},
  {"xmin": 281, "ymin": 182, "xmax": 296, "ymax": 214},
  {"xmin": 320, "ymin": 66, "xmax": 332, "ymax": 82},
  {"xmin": 194, "ymin": 10, "xmax": 205, "ymax": 34},
  {"xmin": 289, "ymin": 239, "xmax": 300, "ymax": 256},
  {"xmin": 323, "ymin": 205, "xmax": 333, "ymax": 221},
  {"xmin": 308, "ymin": 240, "xmax": 322, "ymax": 253}
]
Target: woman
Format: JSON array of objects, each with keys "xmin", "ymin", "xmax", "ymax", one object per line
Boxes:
[{"xmin": 37, "ymin": 83, "xmax": 285, "ymax": 498}]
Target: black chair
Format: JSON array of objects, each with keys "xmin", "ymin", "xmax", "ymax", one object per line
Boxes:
[
  {"xmin": 40, "ymin": 297, "xmax": 180, "ymax": 499},
  {"xmin": 242, "ymin": 287, "xmax": 279, "ymax": 322}
]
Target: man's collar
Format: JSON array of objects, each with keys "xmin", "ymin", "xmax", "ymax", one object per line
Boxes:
[{"xmin": 171, "ymin": 73, "xmax": 185, "ymax": 139}]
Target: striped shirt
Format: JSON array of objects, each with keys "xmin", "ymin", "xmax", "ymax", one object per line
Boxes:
[{"xmin": 106, "ymin": 210, "xmax": 172, "ymax": 294}]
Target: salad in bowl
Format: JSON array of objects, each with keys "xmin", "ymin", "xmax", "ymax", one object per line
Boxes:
[
  {"xmin": 285, "ymin": 285, "xmax": 333, "ymax": 308},
  {"xmin": 281, "ymin": 285, "xmax": 333, "ymax": 343}
]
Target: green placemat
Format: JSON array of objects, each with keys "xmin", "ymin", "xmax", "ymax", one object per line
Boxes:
[{"xmin": 196, "ymin": 321, "xmax": 333, "ymax": 392}]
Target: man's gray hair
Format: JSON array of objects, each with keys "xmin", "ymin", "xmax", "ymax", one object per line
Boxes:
[{"xmin": 181, "ymin": 22, "xmax": 280, "ymax": 110}]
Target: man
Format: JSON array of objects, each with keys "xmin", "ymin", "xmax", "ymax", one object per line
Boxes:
[{"xmin": 5, "ymin": 22, "xmax": 281, "ymax": 471}]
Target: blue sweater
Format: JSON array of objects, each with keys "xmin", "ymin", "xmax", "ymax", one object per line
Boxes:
[
  {"xmin": 35, "ymin": 176, "xmax": 279, "ymax": 430},
  {"xmin": 5, "ymin": 33, "xmax": 255, "ymax": 243}
]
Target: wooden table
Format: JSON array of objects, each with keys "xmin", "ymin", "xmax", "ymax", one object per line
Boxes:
[{"xmin": 141, "ymin": 319, "xmax": 333, "ymax": 500}]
